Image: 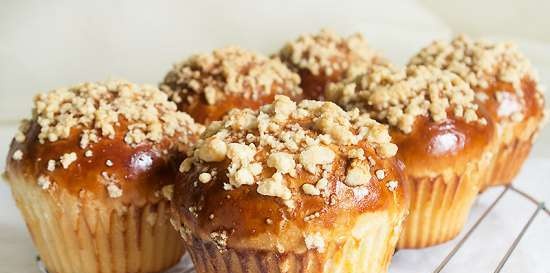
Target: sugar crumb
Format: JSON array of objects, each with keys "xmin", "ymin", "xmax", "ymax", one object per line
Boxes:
[
  {"xmin": 47, "ymin": 160, "xmax": 56, "ymax": 172},
  {"xmin": 304, "ymin": 232, "xmax": 325, "ymax": 253},
  {"xmin": 161, "ymin": 184, "xmax": 174, "ymax": 201},
  {"xmin": 386, "ymin": 180, "xmax": 398, "ymax": 191},
  {"xmin": 107, "ymin": 183, "xmax": 123, "ymax": 198},
  {"xmin": 198, "ymin": 172, "xmax": 212, "ymax": 183},
  {"xmin": 37, "ymin": 175, "xmax": 51, "ymax": 190},
  {"xmin": 60, "ymin": 152, "xmax": 77, "ymax": 169},
  {"xmin": 12, "ymin": 150, "xmax": 23, "ymax": 161}
]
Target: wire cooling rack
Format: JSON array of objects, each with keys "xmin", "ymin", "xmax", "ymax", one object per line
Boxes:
[
  {"xmin": 431, "ymin": 185, "xmax": 548, "ymax": 273},
  {"xmin": 37, "ymin": 185, "xmax": 548, "ymax": 273}
]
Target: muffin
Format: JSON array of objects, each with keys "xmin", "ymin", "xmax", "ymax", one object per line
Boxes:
[
  {"xmin": 327, "ymin": 65, "xmax": 495, "ymax": 248},
  {"xmin": 409, "ymin": 35, "xmax": 546, "ymax": 189},
  {"xmin": 277, "ymin": 29, "xmax": 388, "ymax": 100},
  {"xmin": 4, "ymin": 80, "xmax": 204, "ymax": 273},
  {"xmin": 160, "ymin": 46, "xmax": 303, "ymax": 124},
  {"xmin": 170, "ymin": 96, "xmax": 409, "ymax": 273}
]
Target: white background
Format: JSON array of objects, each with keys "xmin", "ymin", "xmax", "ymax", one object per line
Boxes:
[{"xmin": 0, "ymin": 1, "xmax": 548, "ymax": 272}]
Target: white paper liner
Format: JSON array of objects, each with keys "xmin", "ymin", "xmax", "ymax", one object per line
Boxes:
[{"xmin": 38, "ymin": 254, "xmax": 196, "ymax": 273}]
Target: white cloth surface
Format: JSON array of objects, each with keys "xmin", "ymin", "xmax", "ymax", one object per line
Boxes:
[{"xmin": 0, "ymin": 1, "xmax": 548, "ymax": 273}]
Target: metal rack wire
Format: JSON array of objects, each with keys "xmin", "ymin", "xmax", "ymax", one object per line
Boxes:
[
  {"xmin": 432, "ymin": 185, "xmax": 548, "ymax": 273},
  {"xmin": 38, "ymin": 185, "xmax": 548, "ymax": 273}
]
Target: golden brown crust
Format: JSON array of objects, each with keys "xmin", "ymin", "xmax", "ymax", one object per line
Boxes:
[
  {"xmin": 174, "ymin": 141, "xmax": 407, "ymax": 242},
  {"xmin": 5, "ymin": 80, "xmax": 203, "ymax": 205},
  {"xmin": 160, "ymin": 47, "xmax": 303, "ymax": 124},
  {"xmin": 172, "ymin": 92, "xmax": 280, "ymax": 126},
  {"xmin": 477, "ymin": 78, "xmax": 544, "ymax": 128},
  {"xmin": 391, "ymin": 114, "xmax": 494, "ymax": 177},
  {"xmin": 325, "ymin": 64, "xmax": 495, "ymax": 177},
  {"xmin": 408, "ymin": 34, "xmax": 545, "ymax": 128},
  {"xmin": 408, "ymin": 35, "xmax": 546, "ymax": 186},
  {"xmin": 172, "ymin": 96, "xmax": 408, "ymax": 252},
  {"xmin": 294, "ymin": 69, "xmax": 343, "ymax": 101},
  {"xmin": 6, "ymin": 120, "xmax": 186, "ymax": 205},
  {"xmin": 278, "ymin": 29, "xmax": 387, "ymax": 100}
]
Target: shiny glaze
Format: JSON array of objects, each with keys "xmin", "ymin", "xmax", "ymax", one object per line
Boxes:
[
  {"xmin": 477, "ymin": 77, "xmax": 545, "ymax": 187},
  {"xmin": 167, "ymin": 83, "xmax": 304, "ymax": 125},
  {"xmin": 5, "ymin": 119, "xmax": 189, "ymax": 205},
  {"xmin": 299, "ymin": 69, "xmax": 343, "ymax": 101},
  {"xmin": 391, "ymin": 113, "xmax": 495, "ymax": 176},
  {"xmin": 178, "ymin": 93, "xmax": 278, "ymax": 125},
  {"xmin": 477, "ymin": 78, "xmax": 544, "ymax": 123},
  {"xmin": 173, "ymin": 141, "xmax": 409, "ymax": 243}
]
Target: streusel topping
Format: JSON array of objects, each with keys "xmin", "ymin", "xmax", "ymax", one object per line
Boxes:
[
  {"xmin": 408, "ymin": 35, "xmax": 536, "ymax": 92},
  {"xmin": 24, "ymin": 80, "xmax": 203, "ymax": 147},
  {"xmin": 9, "ymin": 80, "xmax": 204, "ymax": 199},
  {"xmin": 181, "ymin": 95, "xmax": 398, "ymax": 203},
  {"xmin": 279, "ymin": 29, "xmax": 385, "ymax": 78},
  {"xmin": 327, "ymin": 65, "xmax": 485, "ymax": 133},
  {"xmin": 160, "ymin": 46, "xmax": 302, "ymax": 106}
]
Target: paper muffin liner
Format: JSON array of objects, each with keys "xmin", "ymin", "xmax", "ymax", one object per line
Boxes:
[
  {"xmin": 479, "ymin": 113, "xmax": 543, "ymax": 190},
  {"xmin": 9, "ymin": 178, "xmax": 185, "ymax": 273},
  {"xmin": 178, "ymin": 212, "xmax": 403, "ymax": 273},
  {"xmin": 397, "ymin": 170, "xmax": 480, "ymax": 249},
  {"xmin": 481, "ymin": 137, "xmax": 534, "ymax": 190}
]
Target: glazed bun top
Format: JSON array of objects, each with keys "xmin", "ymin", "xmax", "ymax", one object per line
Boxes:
[
  {"xmin": 160, "ymin": 46, "xmax": 303, "ymax": 124},
  {"xmin": 5, "ymin": 80, "xmax": 204, "ymax": 205},
  {"xmin": 408, "ymin": 35, "xmax": 545, "ymax": 127},
  {"xmin": 326, "ymin": 65, "xmax": 494, "ymax": 176},
  {"xmin": 173, "ymin": 96, "xmax": 408, "ymax": 252},
  {"xmin": 278, "ymin": 29, "xmax": 387, "ymax": 100}
]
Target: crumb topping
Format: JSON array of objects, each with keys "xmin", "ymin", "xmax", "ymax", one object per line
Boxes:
[
  {"xmin": 267, "ymin": 152, "xmax": 296, "ymax": 175},
  {"xmin": 409, "ymin": 35, "xmax": 536, "ymax": 92},
  {"xmin": 29, "ymin": 80, "xmax": 202, "ymax": 147},
  {"xmin": 59, "ymin": 152, "xmax": 77, "ymax": 169},
  {"xmin": 210, "ymin": 230, "xmax": 228, "ymax": 251},
  {"xmin": 10, "ymin": 80, "xmax": 204, "ymax": 196},
  {"xmin": 279, "ymin": 29, "xmax": 385, "ymax": 78},
  {"xmin": 198, "ymin": 173, "xmax": 212, "ymax": 183},
  {"xmin": 304, "ymin": 232, "xmax": 325, "ymax": 252},
  {"xmin": 37, "ymin": 175, "xmax": 51, "ymax": 190},
  {"xmin": 344, "ymin": 160, "xmax": 372, "ymax": 186},
  {"xmin": 106, "ymin": 183, "xmax": 123, "ymax": 198},
  {"xmin": 181, "ymin": 95, "xmax": 397, "ymax": 204},
  {"xmin": 375, "ymin": 169, "xmax": 385, "ymax": 180},
  {"xmin": 47, "ymin": 160, "xmax": 56, "ymax": 172},
  {"xmin": 14, "ymin": 119, "xmax": 30, "ymax": 144},
  {"xmin": 161, "ymin": 184, "xmax": 174, "ymax": 201},
  {"xmin": 12, "ymin": 150, "xmax": 23, "ymax": 161},
  {"xmin": 301, "ymin": 183, "xmax": 321, "ymax": 195},
  {"xmin": 161, "ymin": 46, "xmax": 302, "ymax": 106},
  {"xmin": 327, "ymin": 65, "xmax": 485, "ymax": 133},
  {"xmin": 386, "ymin": 180, "xmax": 398, "ymax": 191}
]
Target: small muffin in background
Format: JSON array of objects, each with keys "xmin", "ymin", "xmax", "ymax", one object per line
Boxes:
[
  {"xmin": 4, "ymin": 80, "xmax": 204, "ymax": 273},
  {"xmin": 170, "ymin": 96, "xmax": 409, "ymax": 273},
  {"xmin": 160, "ymin": 46, "xmax": 303, "ymax": 124},
  {"xmin": 277, "ymin": 29, "xmax": 388, "ymax": 100},
  {"xmin": 408, "ymin": 35, "xmax": 546, "ymax": 190},
  {"xmin": 327, "ymin": 65, "xmax": 495, "ymax": 248}
]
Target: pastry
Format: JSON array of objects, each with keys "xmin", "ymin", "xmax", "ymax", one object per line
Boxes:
[
  {"xmin": 278, "ymin": 29, "xmax": 387, "ymax": 100},
  {"xmin": 170, "ymin": 96, "xmax": 409, "ymax": 273},
  {"xmin": 4, "ymin": 80, "xmax": 203, "ymax": 273},
  {"xmin": 327, "ymin": 64, "xmax": 495, "ymax": 248},
  {"xmin": 408, "ymin": 35, "xmax": 546, "ymax": 189},
  {"xmin": 160, "ymin": 46, "xmax": 303, "ymax": 124}
]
